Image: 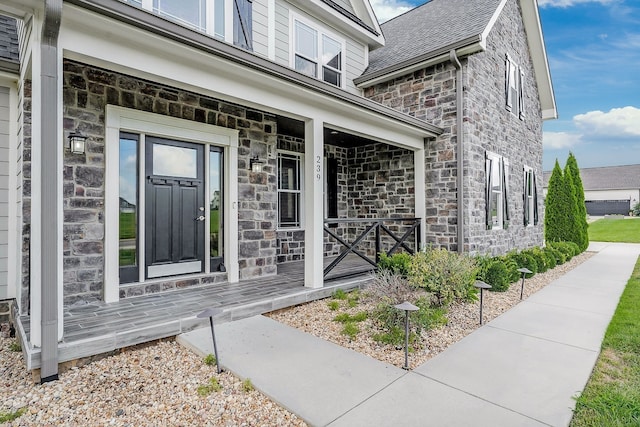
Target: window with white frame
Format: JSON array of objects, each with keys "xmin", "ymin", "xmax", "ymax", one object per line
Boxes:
[
  {"xmin": 505, "ymin": 54, "xmax": 525, "ymax": 120},
  {"xmin": 278, "ymin": 151, "xmax": 303, "ymax": 228},
  {"xmin": 122, "ymin": 0, "xmax": 252, "ymax": 49},
  {"xmin": 485, "ymin": 152, "xmax": 510, "ymax": 230},
  {"xmin": 292, "ymin": 17, "xmax": 343, "ymax": 87},
  {"xmin": 523, "ymin": 166, "xmax": 538, "ymax": 226}
]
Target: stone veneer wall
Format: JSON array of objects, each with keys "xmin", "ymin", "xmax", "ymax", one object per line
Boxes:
[
  {"xmin": 364, "ymin": 0, "xmax": 544, "ymax": 255},
  {"xmin": 50, "ymin": 59, "xmax": 280, "ymax": 305},
  {"xmin": 20, "ymin": 80, "xmax": 31, "ymax": 313}
]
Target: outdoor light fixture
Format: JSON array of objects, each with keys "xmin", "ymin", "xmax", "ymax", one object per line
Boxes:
[
  {"xmin": 197, "ymin": 307, "xmax": 224, "ymax": 374},
  {"xmin": 394, "ymin": 301, "xmax": 419, "ymax": 370},
  {"xmin": 67, "ymin": 128, "xmax": 88, "ymax": 155},
  {"xmin": 517, "ymin": 267, "xmax": 533, "ymax": 300},
  {"xmin": 249, "ymin": 156, "xmax": 264, "ymax": 173},
  {"xmin": 474, "ymin": 280, "xmax": 492, "ymax": 325}
]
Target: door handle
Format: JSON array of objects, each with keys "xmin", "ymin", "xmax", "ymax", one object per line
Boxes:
[{"xmin": 195, "ymin": 215, "xmax": 206, "ymax": 221}]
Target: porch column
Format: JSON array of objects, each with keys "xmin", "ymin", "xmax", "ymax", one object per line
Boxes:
[
  {"xmin": 414, "ymin": 147, "xmax": 426, "ymax": 249},
  {"xmin": 303, "ymin": 119, "xmax": 324, "ymax": 288}
]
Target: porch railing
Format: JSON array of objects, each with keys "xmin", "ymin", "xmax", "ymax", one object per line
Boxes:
[{"xmin": 323, "ymin": 218, "xmax": 421, "ymax": 279}]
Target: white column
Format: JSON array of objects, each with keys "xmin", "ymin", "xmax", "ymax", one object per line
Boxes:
[
  {"xmin": 414, "ymin": 147, "xmax": 426, "ymax": 250},
  {"xmin": 304, "ymin": 119, "xmax": 324, "ymax": 288}
]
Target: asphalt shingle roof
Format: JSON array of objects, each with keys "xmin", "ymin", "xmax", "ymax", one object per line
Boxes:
[
  {"xmin": 361, "ymin": 0, "xmax": 502, "ymax": 79},
  {"xmin": 0, "ymin": 15, "xmax": 19, "ymax": 64},
  {"xmin": 543, "ymin": 164, "xmax": 640, "ymax": 191}
]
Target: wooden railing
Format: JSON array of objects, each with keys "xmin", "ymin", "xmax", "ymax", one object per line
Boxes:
[{"xmin": 323, "ymin": 218, "xmax": 421, "ymax": 278}]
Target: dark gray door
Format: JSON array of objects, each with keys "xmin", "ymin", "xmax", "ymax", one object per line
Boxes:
[{"xmin": 145, "ymin": 137, "xmax": 205, "ymax": 279}]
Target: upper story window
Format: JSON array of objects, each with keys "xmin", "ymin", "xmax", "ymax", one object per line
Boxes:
[
  {"xmin": 523, "ymin": 166, "xmax": 538, "ymax": 227},
  {"xmin": 292, "ymin": 17, "xmax": 344, "ymax": 87},
  {"xmin": 485, "ymin": 152, "xmax": 510, "ymax": 230},
  {"xmin": 122, "ymin": 0, "xmax": 252, "ymax": 50},
  {"xmin": 505, "ymin": 54, "xmax": 525, "ymax": 120}
]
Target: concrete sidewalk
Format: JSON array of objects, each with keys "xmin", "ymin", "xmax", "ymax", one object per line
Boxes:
[{"xmin": 178, "ymin": 242, "xmax": 640, "ymax": 427}]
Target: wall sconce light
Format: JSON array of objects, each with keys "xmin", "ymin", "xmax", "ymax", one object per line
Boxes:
[
  {"xmin": 249, "ymin": 156, "xmax": 264, "ymax": 173},
  {"xmin": 68, "ymin": 128, "xmax": 88, "ymax": 155}
]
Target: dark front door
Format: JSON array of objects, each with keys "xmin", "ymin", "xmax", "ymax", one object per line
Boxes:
[{"xmin": 145, "ymin": 137, "xmax": 205, "ymax": 279}]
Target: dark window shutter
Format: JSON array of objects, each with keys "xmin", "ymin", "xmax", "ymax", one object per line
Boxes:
[
  {"xmin": 518, "ymin": 68, "xmax": 525, "ymax": 120},
  {"xmin": 327, "ymin": 157, "xmax": 338, "ymax": 220},
  {"xmin": 485, "ymin": 154, "xmax": 493, "ymax": 229},
  {"xmin": 502, "ymin": 158, "xmax": 510, "ymax": 225},
  {"xmin": 523, "ymin": 168, "xmax": 529, "ymax": 226},
  {"xmin": 505, "ymin": 54, "xmax": 512, "ymax": 112},
  {"xmin": 234, "ymin": 0, "xmax": 253, "ymax": 51},
  {"xmin": 533, "ymin": 171, "xmax": 539, "ymax": 225}
]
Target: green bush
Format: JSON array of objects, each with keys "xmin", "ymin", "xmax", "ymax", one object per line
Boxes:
[
  {"xmin": 549, "ymin": 241, "xmax": 575, "ymax": 261},
  {"xmin": 542, "ymin": 247, "xmax": 557, "ymax": 270},
  {"xmin": 526, "ymin": 247, "xmax": 549, "ymax": 273},
  {"xmin": 501, "ymin": 252, "xmax": 522, "ymax": 283},
  {"xmin": 484, "ymin": 259, "xmax": 510, "ymax": 292},
  {"xmin": 546, "ymin": 245, "xmax": 566, "ymax": 265},
  {"xmin": 408, "ymin": 248, "xmax": 478, "ymax": 306},
  {"xmin": 633, "ymin": 202, "xmax": 640, "ymax": 216},
  {"xmin": 378, "ymin": 252, "xmax": 413, "ymax": 276},
  {"xmin": 511, "ymin": 252, "xmax": 537, "ymax": 278}
]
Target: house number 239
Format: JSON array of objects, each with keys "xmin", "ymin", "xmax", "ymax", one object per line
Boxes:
[{"xmin": 316, "ymin": 156, "xmax": 321, "ymax": 181}]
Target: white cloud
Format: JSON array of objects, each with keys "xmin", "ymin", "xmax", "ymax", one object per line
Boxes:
[
  {"xmin": 543, "ymin": 131, "xmax": 583, "ymax": 149},
  {"xmin": 538, "ymin": 0, "xmax": 615, "ymax": 8},
  {"xmin": 369, "ymin": 0, "xmax": 412, "ymax": 23},
  {"xmin": 574, "ymin": 106, "xmax": 640, "ymax": 137}
]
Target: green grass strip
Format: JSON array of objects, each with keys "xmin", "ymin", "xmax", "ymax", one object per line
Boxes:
[
  {"xmin": 588, "ymin": 218, "xmax": 640, "ymax": 243},
  {"xmin": 570, "ymin": 255, "xmax": 640, "ymax": 426}
]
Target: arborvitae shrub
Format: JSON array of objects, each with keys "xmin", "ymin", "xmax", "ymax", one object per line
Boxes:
[
  {"xmin": 501, "ymin": 253, "xmax": 521, "ymax": 283},
  {"xmin": 512, "ymin": 252, "xmax": 538, "ymax": 278},
  {"xmin": 542, "ymin": 247, "xmax": 557, "ymax": 270},
  {"xmin": 526, "ymin": 247, "xmax": 549, "ymax": 273}
]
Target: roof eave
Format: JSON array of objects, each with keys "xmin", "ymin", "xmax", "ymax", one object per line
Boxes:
[
  {"xmin": 355, "ymin": 36, "xmax": 484, "ymax": 88},
  {"xmin": 66, "ymin": 0, "xmax": 441, "ymax": 137}
]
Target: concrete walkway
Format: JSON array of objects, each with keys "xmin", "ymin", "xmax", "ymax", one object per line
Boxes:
[{"xmin": 178, "ymin": 243, "xmax": 640, "ymax": 427}]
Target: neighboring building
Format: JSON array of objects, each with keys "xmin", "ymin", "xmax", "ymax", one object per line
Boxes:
[
  {"xmin": 0, "ymin": 0, "xmax": 554, "ymax": 374},
  {"xmin": 543, "ymin": 164, "xmax": 640, "ymax": 216}
]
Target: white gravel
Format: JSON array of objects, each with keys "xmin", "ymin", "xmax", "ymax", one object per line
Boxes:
[{"xmin": 0, "ymin": 252, "xmax": 592, "ymax": 425}]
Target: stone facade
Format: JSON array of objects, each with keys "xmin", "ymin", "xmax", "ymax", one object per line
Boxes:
[{"xmin": 364, "ymin": 0, "xmax": 544, "ymax": 255}]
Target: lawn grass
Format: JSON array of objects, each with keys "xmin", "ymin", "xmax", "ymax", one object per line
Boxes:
[
  {"xmin": 570, "ymin": 256, "xmax": 640, "ymax": 426},
  {"xmin": 588, "ymin": 217, "xmax": 640, "ymax": 243}
]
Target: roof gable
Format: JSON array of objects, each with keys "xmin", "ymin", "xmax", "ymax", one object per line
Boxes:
[{"xmin": 355, "ymin": 0, "xmax": 556, "ymax": 119}]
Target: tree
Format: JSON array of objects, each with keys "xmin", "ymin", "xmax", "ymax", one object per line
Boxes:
[
  {"xmin": 544, "ymin": 160, "xmax": 572, "ymax": 243},
  {"xmin": 564, "ymin": 153, "xmax": 589, "ymax": 252},
  {"xmin": 562, "ymin": 165, "xmax": 581, "ymax": 250}
]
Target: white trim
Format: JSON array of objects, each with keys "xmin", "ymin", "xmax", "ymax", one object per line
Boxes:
[
  {"xmin": 148, "ymin": 260, "xmax": 202, "ymax": 278},
  {"xmin": 276, "ymin": 149, "xmax": 304, "ymax": 230},
  {"xmin": 303, "ymin": 118, "xmax": 324, "ymax": 288},
  {"xmin": 105, "ymin": 106, "xmax": 239, "ymax": 303},
  {"xmin": 414, "ymin": 147, "xmax": 426, "ymax": 248}
]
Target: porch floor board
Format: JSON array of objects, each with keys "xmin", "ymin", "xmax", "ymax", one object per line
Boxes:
[{"xmin": 17, "ymin": 257, "xmax": 374, "ymax": 370}]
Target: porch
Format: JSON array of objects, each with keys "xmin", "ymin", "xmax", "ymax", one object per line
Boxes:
[{"xmin": 16, "ymin": 257, "xmax": 373, "ymax": 371}]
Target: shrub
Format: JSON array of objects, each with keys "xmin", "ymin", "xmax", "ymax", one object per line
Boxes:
[
  {"xmin": 501, "ymin": 252, "xmax": 522, "ymax": 283},
  {"xmin": 542, "ymin": 247, "xmax": 557, "ymax": 270},
  {"xmin": 633, "ymin": 202, "xmax": 640, "ymax": 216},
  {"xmin": 546, "ymin": 245, "xmax": 566, "ymax": 265},
  {"xmin": 511, "ymin": 252, "xmax": 537, "ymax": 278},
  {"xmin": 484, "ymin": 259, "xmax": 510, "ymax": 292},
  {"xmin": 408, "ymin": 248, "xmax": 478, "ymax": 306},
  {"xmin": 549, "ymin": 241, "xmax": 575, "ymax": 261},
  {"xmin": 378, "ymin": 252, "xmax": 413, "ymax": 276},
  {"xmin": 526, "ymin": 247, "xmax": 549, "ymax": 273},
  {"xmin": 366, "ymin": 270, "xmax": 417, "ymax": 304},
  {"xmin": 203, "ymin": 354, "xmax": 216, "ymax": 366}
]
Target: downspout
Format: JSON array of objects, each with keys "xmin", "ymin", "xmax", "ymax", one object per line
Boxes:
[
  {"xmin": 449, "ymin": 50, "xmax": 464, "ymax": 254},
  {"xmin": 40, "ymin": 0, "xmax": 62, "ymax": 383}
]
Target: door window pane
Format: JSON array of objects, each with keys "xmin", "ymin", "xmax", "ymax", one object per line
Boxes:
[
  {"xmin": 279, "ymin": 192, "xmax": 300, "ymax": 227},
  {"xmin": 119, "ymin": 136, "xmax": 138, "ymax": 279},
  {"xmin": 279, "ymin": 154, "xmax": 300, "ymax": 190},
  {"xmin": 153, "ymin": 144, "xmax": 198, "ymax": 178},
  {"xmin": 154, "ymin": 0, "xmax": 206, "ymax": 31},
  {"xmin": 210, "ymin": 150, "xmax": 223, "ymax": 259}
]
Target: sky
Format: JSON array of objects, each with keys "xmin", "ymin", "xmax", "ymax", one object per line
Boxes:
[{"xmin": 369, "ymin": 0, "xmax": 640, "ymax": 172}]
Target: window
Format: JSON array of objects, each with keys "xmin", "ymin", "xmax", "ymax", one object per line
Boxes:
[
  {"xmin": 233, "ymin": 0, "xmax": 253, "ymax": 50},
  {"xmin": 523, "ymin": 166, "xmax": 538, "ymax": 226},
  {"xmin": 505, "ymin": 54, "xmax": 525, "ymax": 119},
  {"xmin": 278, "ymin": 151, "xmax": 303, "ymax": 228},
  {"xmin": 485, "ymin": 152, "xmax": 510, "ymax": 229},
  {"xmin": 124, "ymin": 0, "xmax": 226, "ymax": 40},
  {"xmin": 293, "ymin": 17, "xmax": 343, "ymax": 87}
]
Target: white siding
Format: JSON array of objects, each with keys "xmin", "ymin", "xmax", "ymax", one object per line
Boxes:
[
  {"xmin": 0, "ymin": 87, "xmax": 9, "ymax": 299},
  {"xmin": 345, "ymin": 38, "xmax": 366, "ymax": 95},
  {"xmin": 274, "ymin": 0, "xmax": 290, "ymax": 66},
  {"xmin": 252, "ymin": 0, "xmax": 269, "ymax": 57}
]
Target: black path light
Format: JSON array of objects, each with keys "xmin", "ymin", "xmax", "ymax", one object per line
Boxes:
[
  {"xmin": 474, "ymin": 280, "xmax": 492, "ymax": 325},
  {"xmin": 197, "ymin": 307, "xmax": 224, "ymax": 374},
  {"xmin": 394, "ymin": 301, "xmax": 419, "ymax": 370},
  {"xmin": 517, "ymin": 267, "xmax": 533, "ymax": 300}
]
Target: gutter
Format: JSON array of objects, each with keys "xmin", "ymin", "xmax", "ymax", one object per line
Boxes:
[
  {"xmin": 66, "ymin": 0, "xmax": 442, "ymax": 137},
  {"xmin": 40, "ymin": 0, "xmax": 62, "ymax": 383},
  {"xmin": 449, "ymin": 50, "xmax": 464, "ymax": 254}
]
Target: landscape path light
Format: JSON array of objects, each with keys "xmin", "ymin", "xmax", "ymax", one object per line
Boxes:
[
  {"xmin": 394, "ymin": 301, "xmax": 419, "ymax": 370},
  {"xmin": 197, "ymin": 307, "xmax": 224, "ymax": 374},
  {"xmin": 473, "ymin": 280, "xmax": 492, "ymax": 325},
  {"xmin": 517, "ymin": 267, "xmax": 533, "ymax": 300}
]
